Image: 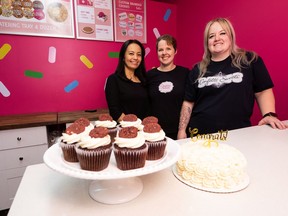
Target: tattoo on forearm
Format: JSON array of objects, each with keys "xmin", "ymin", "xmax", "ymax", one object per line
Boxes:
[{"xmin": 178, "ymin": 105, "xmax": 192, "ymax": 130}]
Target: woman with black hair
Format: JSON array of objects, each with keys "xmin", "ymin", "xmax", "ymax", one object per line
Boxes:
[{"xmin": 105, "ymin": 39, "xmax": 150, "ymax": 122}]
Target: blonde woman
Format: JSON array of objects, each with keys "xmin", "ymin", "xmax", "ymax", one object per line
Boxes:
[{"xmin": 178, "ymin": 18, "xmax": 287, "ymax": 139}]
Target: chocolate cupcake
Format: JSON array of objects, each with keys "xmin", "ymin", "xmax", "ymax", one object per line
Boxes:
[
  {"xmin": 60, "ymin": 123, "xmax": 86, "ymax": 162},
  {"xmin": 119, "ymin": 114, "xmax": 143, "ymax": 130},
  {"xmin": 94, "ymin": 114, "xmax": 118, "ymax": 143},
  {"xmin": 143, "ymin": 123, "xmax": 167, "ymax": 160},
  {"xmin": 113, "ymin": 126, "xmax": 148, "ymax": 170},
  {"xmin": 75, "ymin": 127, "xmax": 112, "ymax": 171}
]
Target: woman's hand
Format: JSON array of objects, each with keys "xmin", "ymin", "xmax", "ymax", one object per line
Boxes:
[{"xmin": 258, "ymin": 116, "xmax": 288, "ymax": 129}]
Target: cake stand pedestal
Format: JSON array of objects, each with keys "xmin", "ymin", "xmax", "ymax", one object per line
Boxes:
[
  {"xmin": 89, "ymin": 177, "xmax": 143, "ymax": 204},
  {"xmin": 43, "ymin": 137, "xmax": 180, "ymax": 204}
]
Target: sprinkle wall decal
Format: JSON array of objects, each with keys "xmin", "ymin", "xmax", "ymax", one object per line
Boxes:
[
  {"xmin": 108, "ymin": 52, "xmax": 119, "ymax": 58},
  {"xmin": 48, "ymin": 46, "xmax": 56, "ymax": 63},
  {"xmin": 163, "ymin": 9, "xmax": 171, "ymax": 22},
  {"xmin": 0, "ymin": 81, "xmax": 10, "ymax": 97},
  {"xmin": 0, "ymin": 43, "xmax": 12, "ymax": 60},
  {"xmin": 153, "ymin": 28, "xmax": 160, "ymax": 38},
  {"xmin": 145, "ymin": 47, "xmax": 151, "ymax": 58},
  {"xmin": 64, "ymin": 80, "xmax": 79, "ymax": 93},
  {"xmin": 80, "ymin": 55, "xmax": 93, "ymax": 69},
  {"xmin": 24, "ymin": 70, "xmax": 43, "ymax": 78}
]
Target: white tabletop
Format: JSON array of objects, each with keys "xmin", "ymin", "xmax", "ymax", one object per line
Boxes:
[{"xmin": 8, "ymin": 122, "xmax": 288, "ymax": 216}]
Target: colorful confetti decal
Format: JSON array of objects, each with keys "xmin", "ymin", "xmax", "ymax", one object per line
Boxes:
[
  {"xmin": 0, "ymin": 43, "xmax": 12, "ymax": 60},
  {"xmin": 164, "ymin": 9, "xmax": 172, "ymax": 21},
  {"xmin": 108, "ymin": 52, "xmax": 119, "ymax": 58},
  {"xmin": 24, "ymin": 70, "xmax": 43, "ymax": 78},
  {"xmin": 64, "ymin": 80, "xmax": 79, "ymax": 93},
  {"xmin": 153, "ymin": 28, "xmax": 160, "ymax": 38},
  {"xmin": 80, "ymin": 55, "xmax": 93, "ymax": 69},
  {"xmin": 48, "ymin": 46, "xmax": 56, "ymax": 63},
  {"xmin": 145, "ymin": 47, "xmax": 151, "ymax": 58},
  {"xmin": 0, "ymin": 81, "xmax": 10, "ymax": 97}
]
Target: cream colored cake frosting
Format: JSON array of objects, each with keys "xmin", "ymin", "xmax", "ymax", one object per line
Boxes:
[{"xmin": 176, "ymin": 141, "xmax": 248, "ymax": 190}]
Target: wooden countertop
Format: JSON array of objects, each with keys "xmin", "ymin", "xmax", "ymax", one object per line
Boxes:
[{"xmin": 0, "ymin": 109, "xmax": 109, "ymax": 130}]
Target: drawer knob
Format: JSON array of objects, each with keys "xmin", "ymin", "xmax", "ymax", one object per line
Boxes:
[
  {"xmin": 17, "ymin": 137, "xmax": 21, "ymax": 141},
  {"xmin": 19, "ymin": 157, "xmax": 24, "ymax": 161}
]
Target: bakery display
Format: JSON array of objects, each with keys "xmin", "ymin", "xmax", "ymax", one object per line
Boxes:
[
  {"xmin": 143, "ymin": 123, "xmax": 167, "ymax": 160},
  {"xmin": 113, "ymin": 126, "xmax": 148, "ymax": 170},
  {"xmin": 75, "ymin": 127, "xmax": 112, "ymax": 171},
  {"xmin": 175, "ymin": 140, "xmax": 248, "ymax": 192}
]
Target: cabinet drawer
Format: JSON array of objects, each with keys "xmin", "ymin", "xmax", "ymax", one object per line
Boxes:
[
  {"xmin": 0, "ymin": 126, "xmax": 47, "ymax": 150},
  {"xmin": 0, "ymin": 145, "xmax": 47, "ymax": 170}
]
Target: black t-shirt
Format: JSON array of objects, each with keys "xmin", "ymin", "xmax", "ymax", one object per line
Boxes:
[
  {"xmin": 147, "ymin": 66, "xmax": 189, "ymax": 138},
  {"xmin": 105, "ymin": 73, "xmax": 150, "ymax": 121},
  {"xmin": 185, "ymin": 54, "xmax": 274, "ymax": 134}
]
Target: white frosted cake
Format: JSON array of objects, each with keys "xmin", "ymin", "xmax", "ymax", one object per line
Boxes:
[{"xmin": 175, "ymin": 140, "xmax": 248, "ymax": 191}]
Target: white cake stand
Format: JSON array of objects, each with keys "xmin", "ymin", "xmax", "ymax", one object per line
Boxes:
[{"xmin": 43, "ymin": 138, "xmax": 180, "ymax": 204}]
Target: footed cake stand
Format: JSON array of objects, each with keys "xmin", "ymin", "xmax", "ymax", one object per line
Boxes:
[{"xmin": 43, "ymin": 137, "xmax": 180, "ymax": 204}]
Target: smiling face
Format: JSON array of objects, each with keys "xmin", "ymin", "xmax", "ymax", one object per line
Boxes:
[
  {"xmin": 207, "ymin": 21, "xmax": 232, "ymax": 61},
  {"xmin": 124, "ymin": 43, "xmax": 142, "ymax": 72},
  {"xmin": 157, "ymin": 39, "xmax": 177, "ymax": 67}
]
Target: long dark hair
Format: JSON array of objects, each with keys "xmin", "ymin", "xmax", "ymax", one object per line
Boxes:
[{"xmin": 115, "ymin": 39, "xmax": 147, "ymax": 84}]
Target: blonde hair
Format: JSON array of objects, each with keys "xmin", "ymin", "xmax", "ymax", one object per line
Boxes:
[{"xmin": 199, "ymin": 18, "xmax": 257, "ymax": 77}]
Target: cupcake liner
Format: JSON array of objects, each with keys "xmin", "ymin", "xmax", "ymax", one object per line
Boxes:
[
  {"xmin": 75, "ymin": 145, "xmax": 112, "ymax": 171},
  {"xmin": 59, "ymin": 142, "xmax": 79, "ymax": 162},
  {"xmin": 113, "ymin": 144, "xmax": 148, "ymax": 170},
  {"xmin": 146, "ymin": 138, "xmax": 167, "ymax": 160}
]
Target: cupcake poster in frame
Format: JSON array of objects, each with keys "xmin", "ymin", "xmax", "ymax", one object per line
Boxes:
[
  {"xmin": 113, "ymin": 0, "xmax": 147, "ymax": 43},
  {"xmin": 74, "ymin": 0, "xmax": 114, "ymax": 41},
  {"xmin": 0, "ymin": 0, "xmax": 75, "ymax": 38}
]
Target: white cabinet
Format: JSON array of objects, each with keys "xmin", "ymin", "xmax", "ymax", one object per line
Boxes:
[{"xmin": 0, "ymin": 126, "xmax": 48, "ymax": 210}]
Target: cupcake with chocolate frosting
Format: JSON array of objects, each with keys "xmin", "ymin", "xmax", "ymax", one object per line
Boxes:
[
  {"xmin": 60, "ymin": 123, "xmax": 86, "ymax": 162},
  {"xmin": 113, "ymin": 126, "xmax": 148, "ymax": 170},
  {"xmin": 95, "ymin": 114, "xmax": 118, "ymax": 142},
  {"xmin": 119, "ymin": 114, "xmax": 143, "ymax": 130},
  {"xmin": 75, "ymin": 127, "xmax": 112, "ymax": 171},
  {"xmin": 143, "ymin": 123, "xmax": 167, "ymax": 160}
]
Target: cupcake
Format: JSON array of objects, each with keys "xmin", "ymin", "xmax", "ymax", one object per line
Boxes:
[
  {"xmin": 94, "ymin": 114, "xmax": 118, "ymax": 143},
  {"xmin": 143, "ymin": 123, "xmax": 167, "ymax": 160},
  {"xmin": 142, "ymin": 116, "xmax": 158, "ymax": 125},
  {"xmin": 113, "ymin": 126, "xmax": 148, "ymax": 170},
  {"xmin": 75, "ymin": 127, "xmax": 112, "ymax": 171},
  {"xmin": 74, "ymin": 117, "xmax": 94, "ymax": 134},
  {"xmin": 119, "ymin": 114, "xmax": 143, "ymax": 130},
  {"xmin": 60, "ymin": 123, "xmax": 86, "ymax": 162}
]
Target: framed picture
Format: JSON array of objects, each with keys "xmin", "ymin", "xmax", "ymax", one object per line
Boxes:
[
  {"xmin": 74, "ymin": 0, "xmax": 114, "ymax": 41},
  {"xmin": 113, "ymin": 0, "xmax": 146, "ymax": 43},
  {"xmin": 0, "ymin": 0, "xmax": 75, "ymax": 38}
]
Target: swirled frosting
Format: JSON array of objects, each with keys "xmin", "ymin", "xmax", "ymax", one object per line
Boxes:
[
  {"xmin": 78, "ymin": 135, "xmax": 111, "ymax": 149},
  {"xmin": 176, "ymin": 141, "xmax": 247, "ymax": 189},
  {"xmin": 119, "ymin": 118, "xmax": 144, "ymax": 130},
  {"xmin": 143, "ymin": 129, "xmax": 166, "ymax": 142},
  {"xmin": 95, "ymin": 120, "xmax": 117, "ymax": 129},
  {"xmin": 114, "ymin": 131, "xmax": 145, "ymax": 148},
  {"xmin": 61, "ymin": 132, "xmax": 83, "ymax": 144}
]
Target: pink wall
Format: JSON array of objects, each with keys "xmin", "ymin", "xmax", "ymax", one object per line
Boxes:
[
  {"xmin": 0, "ymin": 0, "xmax": 177, "ymax": 116},
  {"xmin": 176, "ymin": 0, "xmax": 288, "ymax": 124}
]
